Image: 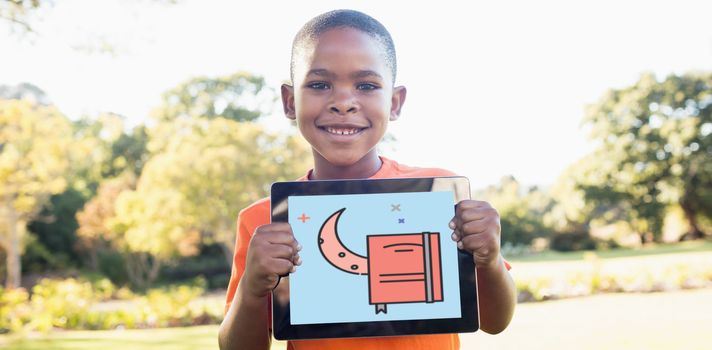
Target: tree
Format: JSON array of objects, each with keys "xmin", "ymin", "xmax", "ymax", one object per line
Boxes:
[
  {"xmin": 545, "ymin": 154, "xmax": 630, "ymax": 250},
  {"xmin": 110, "ymin": 184, "xmax": 196, "ymax": 288},
  {"xmin": 75, "ymin": 173, "xmax": 135, "ymax": 272},
  {"xmin": 24, "ymin": 187, "xmax": 84, "ymax": 273},
  {"xmin": 583, "ymin": 72, "xmax": 712, "ymax": 241},
  {"xmin": 151, "ymin": 72, "xmax": 274, "ymax": 123},
  {"xmin": 116, "ymin": 117, "xmax": 309, "ymax": 274},
  {"xmin": 0, "ymin": 99, "xmax": 72, "ymax": 288},
  {"xmin": 147, "ymin": 72, "xmax": 277, "ymax": 156},
  {"xmin": 477, "ymin": 176, "xmax": 552, "ymax": 247}
]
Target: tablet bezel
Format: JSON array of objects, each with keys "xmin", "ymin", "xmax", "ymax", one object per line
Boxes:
[{"xmin": 270, "ymin": 176, "xmax": 479, "ymax": 340}]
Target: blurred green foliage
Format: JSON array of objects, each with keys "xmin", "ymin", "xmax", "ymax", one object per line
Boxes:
[
  {"xmin": 0, "ymin": 277, "xmax": 221, "ymax": 334},
  {"xmin": 477, "ymin": 176, "xmax": 551, "ymax": 247},
  {"xmin": 0, "ymin": 97, "xmax": 73, "ymax": 289},
  {"xmin": 514, "ymin": 249, "xmax": 712, "ymax": 302},
  {"xmin": 2, "ymin": 71, "xmax": 309, "ymax": 291},
  {"xmin": 581, "ymin": 72, "xmax": 712, "ymax": 242},
  {"xmin": 151, "ymin": 72, "xmax": 273, "ymax": 124}
]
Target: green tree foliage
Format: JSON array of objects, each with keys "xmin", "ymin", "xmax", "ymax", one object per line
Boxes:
[
  {"xmin": 23, "ymin": 113, "xmax": 148, "ymax": 277},
  {"xmin": 96, "ymin": 71, "xmax": 309, "ymax": 287},
  {"xmin": 151, "ymin": 72, "xmax": 273, "ymax": 123},
  {"xmin": 477, "ymin": 176, "xmax": 551, "ymax": 247},
  {"xmin": 582, "ymin": 72, "xmax": 712, "ymax": 241},
  {"xmin": 75, "ymin": 174, "xmax": 135, "ymax": 274},
  {"xmin": 70, "ymin": 113, "xmax": 146, "ymax": 193},
  {"xmin": 104, "ymin": 124, "xmax": 148, "ymax": 178},
  {"xmin": 24, "ymin": 188, "xmax": 84, "ymax": 273},
  {"xmin": 0, "ymin": 99, "xmax": 72, "ymax": 288},
  {"xmin": 111, "ymin": 183, "xmax": 196, "ymax": 288},
  {"xmin": 115, "ymin": 118, "xmax": 309, "ymax": 277}
]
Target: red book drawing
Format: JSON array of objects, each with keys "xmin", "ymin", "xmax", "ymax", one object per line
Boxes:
[{"xmin": 318, "ymin": 208, "xmax": 444, "ymax": 314}]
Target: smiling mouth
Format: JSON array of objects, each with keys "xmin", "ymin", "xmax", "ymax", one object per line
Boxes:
[{"xmin": 320, "ymin": 126, "xmax": 366, "ymax": 135}]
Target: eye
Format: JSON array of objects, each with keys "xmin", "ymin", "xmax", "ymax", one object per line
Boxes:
[
  {"xmin": 306, "ymin": 82, "xmax": 330, "ymax": 90},
  {"xmin": 357, "ymin": 83, "xmax": 379, "ymax": 91}
]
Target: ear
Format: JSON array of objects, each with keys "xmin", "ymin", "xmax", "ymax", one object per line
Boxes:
[
  {"xmin": 281, "ymin": 84, "xmax": 296, "ymax": 120},
  {"xmin": 389, "ymin": 86, "xmax": 407, "ymax": 121}
]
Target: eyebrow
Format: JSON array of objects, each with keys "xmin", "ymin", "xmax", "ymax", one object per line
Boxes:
[
  {"xmin": 306, "ymin": 69, "xmax": 335, "ymax": 78},
  {"xmin": 306, "ymin": 69, "xmax": 383, "ymax": 80},
  {"xmin": 350, "ymin": 70, "xmax": 383, "ymax": 80}
]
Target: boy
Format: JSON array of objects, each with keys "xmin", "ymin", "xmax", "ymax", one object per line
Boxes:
[{"xmin": 219, "ymin": 9, "xmax": 516, "ymax": 350}]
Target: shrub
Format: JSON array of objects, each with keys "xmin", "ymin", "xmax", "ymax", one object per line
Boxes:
[
  {"xmin": 0, "ymin": 287, "xmax": 31, "ymax": 334},
  {"xmin": 29, "ymin": 278, "xmax": 94, "ymax": 331},
  {"xmin": 0, "ymin": 276, "xmax": 223, "ymax": 334},
  {"xmin": 515, "ymin": 255, "xmax": 712, "ymax": 302},
  {"xmin": 550, "ymin": 231, "xmax": 597, "ymax": 251}
]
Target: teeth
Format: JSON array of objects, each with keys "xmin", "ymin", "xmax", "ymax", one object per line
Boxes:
[{"xmin": 326, "ymin": 127, "xmax": 360, "ymax": 135}]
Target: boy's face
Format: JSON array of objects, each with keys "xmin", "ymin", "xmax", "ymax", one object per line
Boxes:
[{"xmin": 282, "ymin": 27, "xmax": 406, "ymax": 168}]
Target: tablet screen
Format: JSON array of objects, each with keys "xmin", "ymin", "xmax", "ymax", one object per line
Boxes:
[{"xmin": 270, "ymin": 176, "xmax": 478, "ymax": 340}]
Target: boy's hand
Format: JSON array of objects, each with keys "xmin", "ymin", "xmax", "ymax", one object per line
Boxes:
[
  {"xmin": 242, "ymin": 223, "xmax": 302, "ymax": 298},
  {"xmin": 449, "ymin": 200, "xmax": 501, "ymax": 268}
]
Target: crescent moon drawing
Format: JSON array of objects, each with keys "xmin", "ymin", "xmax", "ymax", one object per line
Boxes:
[{"xmin": 318, "ymin": 208, "xmax": 368, "ymax": 275}]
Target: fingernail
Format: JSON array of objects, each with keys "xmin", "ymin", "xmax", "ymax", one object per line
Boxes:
[
  {"xmin": 449, "ymin": 221, "xmax": 456, "ymax": 229},
  {"xmin": 296, "ymin": 256, "xmax": 302, "ymax": 265},
  {"xmin": 296, "ymin": 243, "xmax": 303, "ymax": 251},
  {"xmin": 457, "ymin": 241, "xmax": 463, "ymax": 249},
  {"xmin": 451, "ymin": 233, "xmax": 458, "ymax": 241},
  {"xmin": 290, "ymin": 265, "xmax": 297, "ymax": 273}
]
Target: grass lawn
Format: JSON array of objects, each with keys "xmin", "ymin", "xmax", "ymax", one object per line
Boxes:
[
  {"xmin": 0, "ymin": 326, "xmax": 221, "ymax": 350},
  {"xmin": 3, "ymin": 288, "xmax": 711, "ymax": 350},
  {"xmin": 507, "ymin": 240, "xmax": 712, "ymax": 262}
]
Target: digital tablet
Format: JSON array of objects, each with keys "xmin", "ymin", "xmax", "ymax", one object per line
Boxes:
[{"xmin": 270, "ymin": 176, "xmax": 478, "ymax": 340}]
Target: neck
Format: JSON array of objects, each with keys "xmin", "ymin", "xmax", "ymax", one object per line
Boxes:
[{"xmin": 310, "ymin": 150, "xmax": 382, "ymax": 180}]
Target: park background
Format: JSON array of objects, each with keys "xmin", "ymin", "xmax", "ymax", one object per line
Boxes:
[{"xmin": 1, "ymin": 0, "xmax": 711, "ymax": 349}]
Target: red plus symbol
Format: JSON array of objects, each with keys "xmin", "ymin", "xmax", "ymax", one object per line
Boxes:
[{"xmin": 298, "ymin": 213, "xmax": 310, "ymax": 223}]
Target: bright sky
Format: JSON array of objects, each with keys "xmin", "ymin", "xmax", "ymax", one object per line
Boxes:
[{"xmin": 2, "ymin": 0, "xmax": 711, "ymax": 189}]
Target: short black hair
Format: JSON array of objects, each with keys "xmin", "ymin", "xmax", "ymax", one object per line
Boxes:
[{"xmin": 290, "ymin": 9, "xmax": 397, "ymax": 84}]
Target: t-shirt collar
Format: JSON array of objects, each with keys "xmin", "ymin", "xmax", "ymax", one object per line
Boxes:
[{"xmin": 300, "ymin": 156, "xmax": 394, "ymax": 181}]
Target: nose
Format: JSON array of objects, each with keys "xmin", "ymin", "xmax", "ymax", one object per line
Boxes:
[{"xmin": 329, "ymin": 88, "xmax": 358, "ymax": 114}]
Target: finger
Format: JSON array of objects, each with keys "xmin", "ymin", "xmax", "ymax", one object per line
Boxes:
[
  {"xmin": 449, "ymin": 215, "xmax": 459, "ymax": 241},
  {"xmin": 269, "ymin": 243, "xmax": 297, "ymax": 259},
  {"xmin": 460, "ymin": 216, "xmax": 498, "ymax": 236},
  {"xmin": 451, "ymin": 230, "xmax": 459, "ymax": 242},
  {"xmin": 292, "ymin": 254, "xmax": 302, "ymax": 266},
  {"xmin": 461, "ymin": 233, "xmax": 490, "ymax": 252},
  {"xmin": 459, "ymin": 207, "xmax": 498, "ymax": 224},
  {"xmin": 271, "ymin": 257, "xmax": 295, "ymax": 275},
  {"xmin": 453, "ymin": 203, "xmax": 495, "ymax": 228},
  {"xmin": 257, "ymin": 230, "xmax": 298, "ymax": 246},
  {"xmin": 256, "ymin": 222, "xmax": 294, "ymax": 234},
  {"xmin": 455, "ymin": 200, "xmax": 492, "ymax": 215}
]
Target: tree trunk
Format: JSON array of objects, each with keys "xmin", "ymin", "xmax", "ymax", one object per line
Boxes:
[
  {"xmin": 679, "ymin": 202, "xmax": 704, "ymax": 241},
  {"xmin": 124, "ymin": 252, "xmax": 163, "ymax": 289},
  {"xmin": 88, "ymin": 247, "xmax": 99, "ymax": 271},
  {"xmin": 5, "ymin": 204, "xmax": 22, "ymax": 289},
  {"xmin": 147, "ymin": 256, "xmax": 161, "ymax": 286},
  {"xmin": 125, "ymin": 252, "xmax": 146, "ymax": 289}
]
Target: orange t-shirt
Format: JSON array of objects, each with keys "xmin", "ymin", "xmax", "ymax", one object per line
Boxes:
[{"xmin": 224, "ymin": 157, "xmax": 464, "ymax": 350}]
